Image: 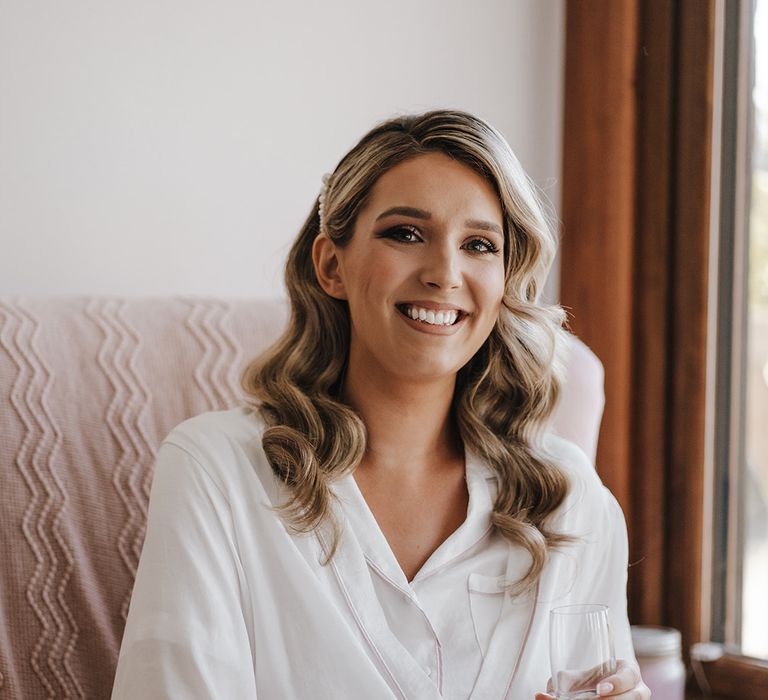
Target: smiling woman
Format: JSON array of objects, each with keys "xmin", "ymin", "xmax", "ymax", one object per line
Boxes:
[{"xmin": 110, "ymin": 111, "xmax": 649, "ymax": 699}]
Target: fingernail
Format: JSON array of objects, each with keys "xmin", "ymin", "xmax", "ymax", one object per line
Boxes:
[{"xmin": 597, "ymin": 681, "xmax": 614, "ymax": 695}]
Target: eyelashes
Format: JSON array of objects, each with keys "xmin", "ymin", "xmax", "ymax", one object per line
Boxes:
[
  {"xmin": 377, "ymin": 225, "xmax": 501, "ymax": 255},
  {"xmin": 379, "ymin": 225, "xmax": 421, "ymax": 244},
  {"xmin": 465, "ymin": 238, "xmax": 500, "ymax": 254}
]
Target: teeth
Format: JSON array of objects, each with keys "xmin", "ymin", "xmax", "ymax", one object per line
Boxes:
[{"xmin": 403, "ymin": 305, "xmax": 460, "ymax": 326}]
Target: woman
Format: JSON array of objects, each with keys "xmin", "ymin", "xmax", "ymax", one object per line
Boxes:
[{"xmin": 111, "ymin": 110, "xmax": 648, "ymax": 699}]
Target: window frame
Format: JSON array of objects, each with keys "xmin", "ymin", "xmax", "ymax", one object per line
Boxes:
[
  {"xmin": 709, "ymin": 0, "xmax": 752, "ymax": 652},
  {"xmin": 703, "ymin": 0, "xmax": 768, "ymax": 692}
]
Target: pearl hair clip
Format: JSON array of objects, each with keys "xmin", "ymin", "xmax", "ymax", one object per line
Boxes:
[{"xmin": 318, "ymin": 173, "xmax": 331, "ymax": 233}]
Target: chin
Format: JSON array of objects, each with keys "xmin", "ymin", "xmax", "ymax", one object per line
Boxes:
[{"xmin": 390, "ymin": 361, "xmax": 463, "ymax": 383}]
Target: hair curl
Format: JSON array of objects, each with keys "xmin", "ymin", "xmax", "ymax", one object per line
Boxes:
[{"xmin": 241, "ymin": 109, "xmax": 572, "ymax": 593}]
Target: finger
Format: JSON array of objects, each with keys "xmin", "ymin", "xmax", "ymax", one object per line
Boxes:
[
  {"xmin": 597, "ymin": 659, "xmax": 641, "ymax": 696},
  {"xmin": 595, "ymin": 683, "xmax": 651, "ymax": 700},
  {"xmin": 534, "ymin": 678, "xmax": 555, "ymax": 700}
]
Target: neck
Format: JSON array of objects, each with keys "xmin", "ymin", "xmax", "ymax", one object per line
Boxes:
[{"xmin": 341, "ymin": 360, "xmax": 463, "ymax": 477}]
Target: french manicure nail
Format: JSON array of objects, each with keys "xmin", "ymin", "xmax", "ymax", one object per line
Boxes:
[{"xmin": 597, "ymin": 681, "xmax": 614, "ymax": 695}]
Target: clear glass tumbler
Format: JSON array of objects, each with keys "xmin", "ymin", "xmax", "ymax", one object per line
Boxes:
[{"xmin": 549, "ymin": 604, "xmax": 616, "ymax": 699}]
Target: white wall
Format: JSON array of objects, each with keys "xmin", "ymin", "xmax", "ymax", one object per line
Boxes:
[{"xmin": 0, "ymin": 0, "xmax": 564, "ymax": 299}]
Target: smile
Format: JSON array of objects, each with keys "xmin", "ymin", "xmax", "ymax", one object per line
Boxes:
[
  {"xmin": 396, "ymin": 303, "xmax": 466, "ymax": 326},
  {"xmin": 396, "ymin": 304, "xmax": 467, "ymax": 329}
]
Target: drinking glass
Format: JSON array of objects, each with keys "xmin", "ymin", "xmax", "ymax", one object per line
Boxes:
[{"xmin": 549, "ymin": 604, "xmax": 616, "ymax": 699}]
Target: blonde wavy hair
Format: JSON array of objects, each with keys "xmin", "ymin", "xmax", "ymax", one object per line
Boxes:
[{"xmin": 241, "ymin": 109, "xmax": 572, "ymax": 593}]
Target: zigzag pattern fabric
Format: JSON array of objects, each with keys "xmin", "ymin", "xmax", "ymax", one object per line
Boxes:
[{"xmin": 0, "ymin": 297, "xmax": 286, "ymax": 699}]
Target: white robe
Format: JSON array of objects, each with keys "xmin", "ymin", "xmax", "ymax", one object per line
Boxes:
[{"xmin": 111, "ymin": 407, "xmax": 635, "ymax": 699}]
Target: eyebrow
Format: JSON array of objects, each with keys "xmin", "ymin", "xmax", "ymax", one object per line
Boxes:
[
  {"xmin": 465, "ymin": 218, "xmax": 504, "ymax": 236},
  {"xmin": 376, "ymin": 206, "xmax": 431, "ymax": 221},
  {"xmin": 375, "ymin": 206, "xmax": 503, "ymax": 236}
]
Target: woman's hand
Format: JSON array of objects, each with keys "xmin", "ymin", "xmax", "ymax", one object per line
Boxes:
[{"xmin": 534, "ymin": 659, "xmax": 650, "ymax": 699}]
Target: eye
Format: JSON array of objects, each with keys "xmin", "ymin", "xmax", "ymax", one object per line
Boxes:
[
  {"xmin": 464, "ymin": 237, "xmax": 500, "ymax": 254},
  {"xmin": 378, "ymin": 225, "xmax": 422, "ymax": 243}
]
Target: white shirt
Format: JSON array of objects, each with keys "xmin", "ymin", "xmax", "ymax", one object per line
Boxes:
[{"xmin": 111, "ymin": 407, "xmax": 635, "ymax": 699}]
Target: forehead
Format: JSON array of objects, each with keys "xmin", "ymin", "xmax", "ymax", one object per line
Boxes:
[{"xmin": 362, "ymin": 152, "xmax": 503, "ymax": 219}]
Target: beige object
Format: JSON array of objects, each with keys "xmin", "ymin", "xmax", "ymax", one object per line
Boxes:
[
  {"xmin": 550, "ymin": 332, "xmax": 606, "ymax": 465},
  {"xmin": 0, "ymin": 297, "xmax": 603, "ymax": 699}
]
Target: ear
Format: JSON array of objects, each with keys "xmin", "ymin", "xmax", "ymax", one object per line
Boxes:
[{"xmin": 312, "ymin": 232, "xmax": 348, "ymax": 300}]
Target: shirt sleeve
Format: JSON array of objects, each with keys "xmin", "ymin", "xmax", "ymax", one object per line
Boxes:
[
  {"xmin": 111, "ymin": 441, "xmax": 258, "ymax": 699},
  {"xmin": 594, "ymin": 488, "xmax": 636, "ymax": 665}
]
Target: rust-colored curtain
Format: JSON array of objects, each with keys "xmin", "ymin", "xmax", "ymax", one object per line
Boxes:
[{"xmin": 561, "ymin": 0, "xmax": 715, "ymax": 655}]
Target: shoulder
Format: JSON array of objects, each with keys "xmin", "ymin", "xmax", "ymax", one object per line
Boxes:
[
  {"xmin": 540, "ymin": 432, "xmax": 622, "ymax": 528},
  {"xmin": 160, "ymin": 406, "xmax": 275, "ymax": 493},
  {"xmin": 541, "ymin": 432, "xmax": 601, "ymax": 494},
  {"xmin": 165, "ymin": 405, "xmax": 266, "ymax": 450}
]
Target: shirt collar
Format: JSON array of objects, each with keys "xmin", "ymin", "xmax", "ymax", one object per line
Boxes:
[{"xmin": 330, "ymin": 447, "xmax": 496, "ymax": 592}]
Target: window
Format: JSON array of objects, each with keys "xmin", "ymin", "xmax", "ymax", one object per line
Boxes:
[
  {"xmin": 710, "ymin": 0, "xmax": 768, "ymax": 673},
  {"xmin": 741, "ymin": 0, "xmax": 768, "ymax": 659}
]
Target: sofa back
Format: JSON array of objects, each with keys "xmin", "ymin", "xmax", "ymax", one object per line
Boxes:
[{"xmin": 0, "ymin": 297, "xmax": 287, "ymax": 699}]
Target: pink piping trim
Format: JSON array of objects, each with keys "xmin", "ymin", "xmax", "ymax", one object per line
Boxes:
[
  {"xmin": 317, "ymin": 530, "xmax": 409, "ymax": 700},
  {"xmin": 366, "ymin": 558, "xmax": 444, "ymax": 693},
  {"xmin": 502, "ymin": 580, "xmax": 541, "ymax": 698}
]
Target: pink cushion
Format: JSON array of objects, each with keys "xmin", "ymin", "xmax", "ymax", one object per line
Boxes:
[
  {"xmin": 0, "ymin": 297, "xmax": 286, "ymax": 699},
  {"xmin": 550, "ymin": 333, "xmax": 605, "ymax": 465}
]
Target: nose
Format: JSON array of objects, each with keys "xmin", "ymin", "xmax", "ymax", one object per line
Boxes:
[{"xmin": 419, "ymin": 242, "xmax": 463, "ymax": 290}]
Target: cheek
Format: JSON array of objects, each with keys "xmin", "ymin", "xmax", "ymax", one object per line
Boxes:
[
  {"xmin": 477, "ymin": 264, "xmax": 506, "ymax": 306},
  {"xmin": 368, "ymin": 255, "xmax": 406, "ymax": 286},
  {"xmin": 477, "ymin": 268, "xmax": 506, "ymax": 333},
  {"xmin": 350, "ymin": 259, "xmax": 407, "ymax": 312},
  {"xmin": 344, "ymin": 271, "xmax": 383, "ymax": 324}
]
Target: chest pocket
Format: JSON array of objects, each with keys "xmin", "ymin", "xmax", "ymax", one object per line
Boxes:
[{"xmin": 467, "ymin": 573, "xmax": 507, "ymax": 659}]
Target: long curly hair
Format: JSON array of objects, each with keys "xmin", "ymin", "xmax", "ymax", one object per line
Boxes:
[{"xmin": 241, "ymin": 109, "xmax": 572, "ymax": 593}]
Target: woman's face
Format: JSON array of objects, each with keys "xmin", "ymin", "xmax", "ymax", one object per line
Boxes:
[{"xmin": 316, "ymin": 151, "xmax": 506, "ymax": 386}]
